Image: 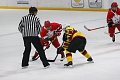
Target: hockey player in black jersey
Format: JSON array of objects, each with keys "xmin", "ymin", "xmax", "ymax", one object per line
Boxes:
[{"xmin": 57, "ymin": 25, "xmax": 93, "ymax": 67}]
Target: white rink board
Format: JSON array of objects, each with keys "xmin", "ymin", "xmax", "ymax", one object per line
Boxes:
[{"xmin": 0, "ymin": 0, "xmax": 120, "ymax": 9}]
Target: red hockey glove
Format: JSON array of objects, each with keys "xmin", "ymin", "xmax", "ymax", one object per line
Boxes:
[
  {"xmin": 56, "ymin": 27, "xmax": 62, "ymax": 36},
  {"xmin": 56, "ymin": 31, "xmax": 61, "ymax": 36},
  {"xmin": 57, "ymin": 26, "xmax": 62, "ymax": 32},
  {"xmin": 40, "ymin": 39, "xmax": 49, "ymax": 48},
  {"xmin": 43, "ymin": 41, "xmax": 50, "ymax": 49}
]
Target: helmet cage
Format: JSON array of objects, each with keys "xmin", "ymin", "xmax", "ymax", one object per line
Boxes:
[
  {"xmin": 64, "ymin": 26, "xmax": 74, "ymax": 35},
  {"xmin": 44, "ymin": 20, "xmax": 51, "ymax": 30},
  {"xmin": 65, "ymin": 29, "xmax": 74, "ymax": 35}
]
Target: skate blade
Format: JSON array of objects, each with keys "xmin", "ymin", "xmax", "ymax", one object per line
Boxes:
[
  {"xmin": 22, "ymin": 66, "xmax": 28, "ymax": 69},
  {"xmin": 29, "ymin": 59, "xmax": 38, "ymax": 62},
  {"xmin": 29, "ymin": 60, "xmax": 33, "ymax": 62},
  {"xmin": 63, "ymin": 65, "xmax": 73, "ymax": 68},
  {"xmin": 44, "ymin": 65, "xmax": 50, "ymax": 69},
  {"xmin": 88, "ymin": 61, "xmax": 94, "ymax": 63}
]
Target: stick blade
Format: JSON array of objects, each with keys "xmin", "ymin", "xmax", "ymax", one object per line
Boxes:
[
  {"xmin": 47, "ymin": 60, "xmax": 55, "ymax": 62},
  {"xmin": 84, "ymin": 25, "xmax": 91, "ymax": 31},
  {"xmin": 47, "ymin": 54, "xmax": 58, "ymax": 62},
  {"xmin": 115, "ymin": 32, "xmax": 120, "ymax": 34}
]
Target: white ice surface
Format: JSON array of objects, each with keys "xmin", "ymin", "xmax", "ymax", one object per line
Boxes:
[{"xmin": 0, "ymin": 9, "xmax": 120, "ymax": 80}]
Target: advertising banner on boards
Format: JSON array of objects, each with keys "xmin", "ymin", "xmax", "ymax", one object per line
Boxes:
[
  {"xmin": 17, "ymin": 0, "xmax": 29, "ymax": 4},
  {"xmin": 88, "ymin": 0, "xmax": 102, "ymax": 8},
  {"xmin": 71, "ymin": 0, "xmax": 84, "ymax": 8}
]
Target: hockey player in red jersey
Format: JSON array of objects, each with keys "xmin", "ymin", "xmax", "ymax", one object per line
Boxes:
[
  {"xmin": 107, "ymin": 2, "xmax": 120, "ymax": 42},
  {"xmin": 32, "ymin": 20, "xmax": 65, "ymax": 61}
]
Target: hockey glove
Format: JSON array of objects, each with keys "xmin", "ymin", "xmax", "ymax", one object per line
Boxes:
[
  {"xmin": 40, "ymin": 38, "xmax": 50, "ymax": 49},
  {"xmin": 43, "ymin": 41, "xmax": 50, "ymax": 49},
  {"xmin": 108, "ymin": 22, "xmax": 113, "ymax": 27},
  {"xmin": 56, "ymin": 32, "xmax": 61, "ymax": 36},
  {"xmin": 62, "ymin": 33, "xmax": 67, "ymax": 41},
  {"xmin": 57, "ymin": 46, "xmax": 64, "ymax": 54},
  {"xmin": 55, "ymin": 25, "xmax": 62, "ymax": 36}
]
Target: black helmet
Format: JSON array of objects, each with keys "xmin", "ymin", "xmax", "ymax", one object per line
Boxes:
[{"xmin": 29, "ymin": 7, "xmax": 38, "ymax": 13}]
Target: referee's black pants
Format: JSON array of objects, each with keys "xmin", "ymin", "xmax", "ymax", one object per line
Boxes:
[{"xmin": 22, "ymin": 36, "xmax": 49, "ymax": 67}]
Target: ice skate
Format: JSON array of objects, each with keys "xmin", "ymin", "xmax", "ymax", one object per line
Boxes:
[
  {"xmin": 60, "ymin": 54, "xmax": 65, "ymax": 61},
  {"xmin": 31, "ymin": 56, "xmax": 39, "ymax": 61},
  {"xmin": 112, "ymin": 36, "xmax": 115, "ymax": 42},
  {"xmin": 87, "ymin": 57, "xmax": 94, "ymax": 63},
  {"xmin": 64, "ymin": 61, "xmax": 73, "ymax": 68},
  {"xmin": 22, "ymin": 66, "xmax": 28, "ymax": 69},
  {"xmin": 44, "ymin": 64, "xmax": 50, "ymax": 69}
]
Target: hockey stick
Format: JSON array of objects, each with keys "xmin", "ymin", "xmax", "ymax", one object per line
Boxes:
[
  {"xmin": 47, "ymin": 41, "xmax": 65, "ymax": 62},
  {"xmin": 84, "ymin": 25, "xmax": 107, "ymax": 31},
  {"xmin": 30, "ymin": 42, "xmax": 52, "ymax": 62},
  {"xmin": 31, "ymin": 29, "xmax": 62, "ymax": 62},
  {"xmin": 32, "ymin": 37, "xmax": 58, "ymax": 62},
  {"xmin": 114, "ymin": 32, "xmax": 120, "ymax": 34},
  {"xmin": 47, "ymin": 54, "xmax": 58, "ymax": 62}
]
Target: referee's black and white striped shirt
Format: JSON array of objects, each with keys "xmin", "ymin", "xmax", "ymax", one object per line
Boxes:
[{"xmin": 18, "ymin": 14, "xmax": 41, "ymax": 37}]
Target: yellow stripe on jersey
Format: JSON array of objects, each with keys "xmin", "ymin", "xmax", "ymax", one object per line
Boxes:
[{"xmin": 72, "ymin": 31, "xmax": 85, "ymax": 39}]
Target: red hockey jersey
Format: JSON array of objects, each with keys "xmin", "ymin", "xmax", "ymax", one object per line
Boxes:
[
  {"xmin": 40, "ymin": 22, "xmax": 62, "ymax": 47},
  {"xmin": 107, "ymin": 8, "xmax": 120, "ymax": 24},
  {"xmin": 40, "ymin": 22, "xmax": 62, "ymax": 38}
]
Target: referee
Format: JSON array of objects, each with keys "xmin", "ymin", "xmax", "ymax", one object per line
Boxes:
[{"xmin": 18, "ymin": 7, "xmax": 50, "ymax": 68}]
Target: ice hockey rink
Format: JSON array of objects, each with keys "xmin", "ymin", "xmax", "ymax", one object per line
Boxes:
[{"xmin": 0, "ymin": 9, "xmax": 120, "ymax": 80}]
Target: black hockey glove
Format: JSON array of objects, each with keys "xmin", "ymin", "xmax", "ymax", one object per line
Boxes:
[
  {"xmin": 62, "ymin": 33, "xmax": 67, "ymax": 41},
  {"xmin": 57, "ymin": 46, "xmax": 64, "ymax": 54},
  {"xmin": 108, "ymin": 22, "xmax": 113, "ymax": 27}
]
